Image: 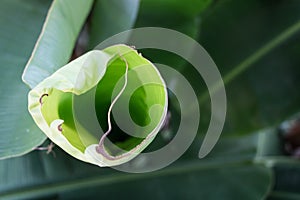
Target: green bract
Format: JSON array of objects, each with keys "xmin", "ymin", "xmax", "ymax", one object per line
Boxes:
[{"xmin": 28, "ymin": 44, "xmax": 168, "ymax": 166}]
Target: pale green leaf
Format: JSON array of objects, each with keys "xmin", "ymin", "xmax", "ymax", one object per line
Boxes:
[
  {"xmin": 22, "ymin": 0, "xmax": 94, "ymax": 88},
  {"xmin": 28, "ymin": 44, "xmax": 168, "ymax": 166}
]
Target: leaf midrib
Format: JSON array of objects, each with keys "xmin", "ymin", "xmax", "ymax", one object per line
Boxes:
[
  {"xmin": 199, "ymin": 18, "xmax": 300, "ymax": 103},
  {"xmin": 0, "ymin": 158, "xmax": 252, "ymax": 200}
]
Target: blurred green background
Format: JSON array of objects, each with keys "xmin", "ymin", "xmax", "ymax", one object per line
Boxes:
[{"xmin": 0, "ymin": 0, "xmax": 300, "ymax": 199}]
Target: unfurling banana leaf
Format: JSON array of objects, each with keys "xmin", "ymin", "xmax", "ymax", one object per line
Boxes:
[{"xmin": 28, "ymin": 44, "xmax": 168, "ymax": 167}]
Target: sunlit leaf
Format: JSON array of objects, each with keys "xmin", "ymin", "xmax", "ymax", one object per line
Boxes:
[{"xmin": 28, "ymin": 44, "xmax": 168, "ymax": 166}]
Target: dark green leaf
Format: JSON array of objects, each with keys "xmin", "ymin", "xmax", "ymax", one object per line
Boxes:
[
  {"xmin": 0, "ymin": 0, "xmax": 51, "ymax": 159},
  {"xmin": 140, "ymin": 0, "xmax": 212, "ymax": 18},
  {"xmin": 198, "ymin": 0, "xmax": 300, "ymax": 136},
  {"xmin": 88, "ymin": 0, "xmax": 140, "ymax": 48},
  {"xmin": 0, "ymin": 147, "xmax": 272, "ymax": 200}
]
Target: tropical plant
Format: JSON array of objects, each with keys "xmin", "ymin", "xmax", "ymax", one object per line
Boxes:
[{"xmin": 0, "ymin": 0, "xmax": 300, "ymax": 199}]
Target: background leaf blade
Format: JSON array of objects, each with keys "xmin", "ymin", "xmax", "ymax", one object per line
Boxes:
[
  {"xmin": 88, "ymin": 0, "xmax": 140, "ymax": 49},
  {"xmin": 0, "ymin": 148, "xmax": 272, "ymax": 200},
  {"xmin": 0, "ymin": 0, "xmax": 52, "ymax": 159}
]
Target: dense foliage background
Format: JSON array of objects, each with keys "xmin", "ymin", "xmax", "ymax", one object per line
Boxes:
[{"xmin": 0, "ymin": 0, "xmax": 300, "ymax": 199}]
